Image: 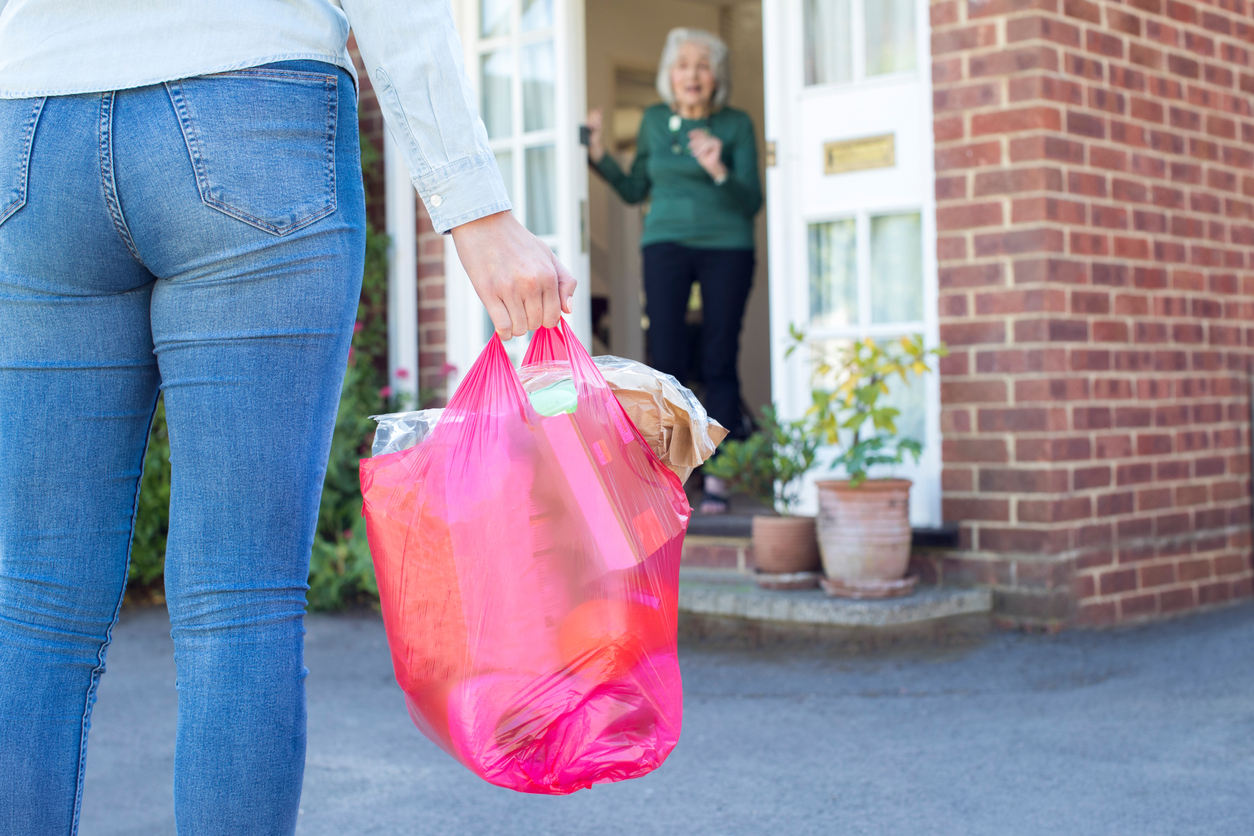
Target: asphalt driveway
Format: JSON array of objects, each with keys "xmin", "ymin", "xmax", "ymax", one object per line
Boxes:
[{"xmin": 78, "ymin": 602, "xmax": 1254, "ymax": 836}]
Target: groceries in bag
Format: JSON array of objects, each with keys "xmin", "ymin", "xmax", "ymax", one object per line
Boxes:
[
  {"xmin": 359, "ymin": 321, "xmax": 695, "ymax": 794},
  {"xmin": 371, "ymin": 355, "xmax": 727, "ymax": 484}
]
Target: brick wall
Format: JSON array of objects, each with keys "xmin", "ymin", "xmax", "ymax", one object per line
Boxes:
[
  {"xmin": 349, "ymin": 37, "xmax": 452, "ymax": 406},
  {"xmin": 928, "ymin": 0, "xmax": 1254, "ymax": 627}
]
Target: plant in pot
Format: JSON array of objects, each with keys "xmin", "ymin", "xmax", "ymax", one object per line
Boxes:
[
  {"xmin": 790, "ymin": 328, "xmax": 946, "ymax": 599},
  {"xmin": 702, "ymin": 405, "xmax": 822, "ymax": 587}
]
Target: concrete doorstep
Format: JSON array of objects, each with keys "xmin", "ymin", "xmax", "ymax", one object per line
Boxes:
[{"xmin": 677, "ymin": 567, "xmax": 993, "ymax": 652}]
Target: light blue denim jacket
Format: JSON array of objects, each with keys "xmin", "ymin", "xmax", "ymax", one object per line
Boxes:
[{"xmin": 0, "ymin": 0, "xmax": 510, "ymax": 232}]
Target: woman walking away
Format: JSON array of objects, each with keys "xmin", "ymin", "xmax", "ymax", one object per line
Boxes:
[
  {"xmin": 0, "ymin": 1, "xmax": 573, "ymax": 832},
  {"xmin": 586, "ymin": 27, "xmax": 761, "ymax": 515}
]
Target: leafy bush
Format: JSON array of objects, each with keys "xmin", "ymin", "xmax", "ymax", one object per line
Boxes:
[
  {"xmin": 789, "ymin": 327, "xmax": 946, "ymax": 487},
  {"xmin": 701, "ymin": 405, "xmax": 818, "ymax": 515}
]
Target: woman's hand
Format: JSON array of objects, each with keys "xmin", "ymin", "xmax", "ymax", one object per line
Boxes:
[
  {"xmin": 586, "ymin": 108, "xmax": 606, "ymax": 164},
  {"xmin": 688, "ymin": 129, "xmax": 727, "ymax": 181},
  {"xmin": 450, "ymin": 211, "xmax": 577, "ymax": 340}
]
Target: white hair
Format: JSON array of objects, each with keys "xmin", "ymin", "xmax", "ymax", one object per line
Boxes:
[{"xmin": 656, "ymin": 28, "xmax": 731, "ymax": 110}]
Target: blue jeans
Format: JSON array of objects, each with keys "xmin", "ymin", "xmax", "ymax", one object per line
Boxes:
[{"xmin": 0, "ymin": 61, "xmax": 365, "ymax": 834}]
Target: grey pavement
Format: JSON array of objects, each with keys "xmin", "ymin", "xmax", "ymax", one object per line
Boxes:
[{"xmin": 80, "ymin": 602, "xmax": 1254, "ymax": 836}]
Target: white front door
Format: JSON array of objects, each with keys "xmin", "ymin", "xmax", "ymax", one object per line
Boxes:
[
  {"xmin": 764, "ymin": 0, "xmax": 941, "ymax": 526},
  {"xmin": 445, "ymin": 0, "xmax": 591, "ymax": 381}
]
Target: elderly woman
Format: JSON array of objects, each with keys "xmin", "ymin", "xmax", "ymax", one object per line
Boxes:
[{"xmin": 587, "ymin": 27, "xmax": 761, "ymax": 514}]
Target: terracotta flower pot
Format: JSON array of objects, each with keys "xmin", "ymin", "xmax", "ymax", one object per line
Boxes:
[
  {"xmin": 815, "ymin": 479, "xmax": 912, "ymax": 583},
  {"xmin": 751, "ymin": 515, "xmax": 820, "ymax": 575}
]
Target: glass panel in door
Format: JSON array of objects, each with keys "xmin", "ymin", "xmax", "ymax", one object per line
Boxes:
[
  {"xmin": 804, "ymin": 0, "xmax": 852, "ymax": 86},
  {"xmin": 808, "ymin": 219, "xmax": 856, "ymax": 328},
  {"xmin": 865, "ymin": 0, "xmax": 917, "ymax": 76},
  {"xmin": 869, "ymin": 212, "xmax": 922, "ymax": 324}
]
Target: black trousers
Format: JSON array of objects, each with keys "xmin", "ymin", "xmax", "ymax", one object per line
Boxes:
[{"xmin": 643, "ymin": 242, "xmax": 754, "ymax": 441}]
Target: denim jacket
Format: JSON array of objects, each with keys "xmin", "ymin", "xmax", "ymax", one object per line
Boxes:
[{"xmin": 0, "ymin": 0, "xmax": 510, "ymax": 232}]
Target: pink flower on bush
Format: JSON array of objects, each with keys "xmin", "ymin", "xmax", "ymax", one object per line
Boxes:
[
  {"xmin": 440, "ymin": 362, "xmax": 458, "ymax": 378},
  {"xmin": 396, "ymin": 368, "xmax": 410, "ymax": 379},
  {"xmin": 353, "ymin": 321, "xmax": 364, "ymax": 334},
  {"xmin": 379, "ymin": 385, "xmax": 393, "ymax": 399}
]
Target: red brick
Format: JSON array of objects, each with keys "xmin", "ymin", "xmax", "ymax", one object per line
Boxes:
[
  {"xmin": 935, "ymin": 141, "xmax": 1003, "ymax": 170},
  {"xmin": 940, "ymin": 262, "xmax": 1004, "ymax": 289},
  {"xmin": 1100, "ymin": 568, "xmax": 1137, "ymax": 595},
  {"xmin": 972, "ymin": 107, "xmax": 1062, "ymax": 135},
  {"xmin": 937, "ymin": 202, "xmax": 1004, "ymax": 230},
  {"xmin": 974, "ymin": 167, "xmax": 1064, "ymax": 196},
  {"xmin": 944, "ymin": 439, "xmax": 1009, "ymax": 463},
  {"xmin": 942, "ymin": 380, "xmax": 1008, "ymax": 404},
  {"xmin": 979, "ymin": 468, "xmax": 1071, "ymax": 493},
  {"xmin": 970, "ymin": 46, "xmax": 1060, "ymax": 77},
  {"xmin": 940, "ymin": 321, "xmax": 1006, "ymax": 345},
  {"xmin": 943, "ymin": 498, "xmax": 1011, "ymax": 522},
  {"xmin": 974, "ymin": 227, "xmax": 1065, "ymax": 257}
]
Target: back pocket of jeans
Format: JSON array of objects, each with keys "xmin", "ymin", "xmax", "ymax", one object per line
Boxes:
[
  {"xmin": 0, "ymin": 98, "xmax": 45, "ymax": 228},
  {"xmin": 165, "ymin": 69, "xmax": 337, "ymax": 236}
]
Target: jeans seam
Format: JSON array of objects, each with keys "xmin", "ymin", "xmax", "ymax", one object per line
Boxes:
[
  {"xmin": 97, "ymin": 92, "xmax": 146, "ymax": 266},
  {"xmin": 69, "ymin": 389, "xmax": 161, "ymax": 835}
]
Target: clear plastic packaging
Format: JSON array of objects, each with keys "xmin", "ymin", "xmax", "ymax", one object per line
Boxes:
[{"xmin": 370, "ymin": 351, "xmax": 726, "ymax": 483}]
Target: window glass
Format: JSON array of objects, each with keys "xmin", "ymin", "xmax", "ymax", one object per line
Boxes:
[
  {"xmin": 870, "ymin": 213, "xmax": 922, "ymax": 324},
  {"xmin": 521, "ymin": 40, "xmax": 556, "ymax": 132},
  {"xmin": 520, "ymin": 0, "xmax": 553, "ymax": 32},
  {"xmin": 525, "ymin": 145, "xmax": 556, "ymax": 235},
  {"xmin": 480, "ymin": 0, "xmax": 511, "ymax": 38},
  {"xmin": 480, "ymin": 49, "xmax": 513, "ymax": 139},
  {"xmin": 865, "ymin": 0, "xmax": 917, "ymax": 76},
  {"xmin": 808, "ymin": 219, "xmax": 857, "ymax": 328},
  {"xmin": 804, "ymin": 0, "xmax": 852, "ymax": 86}
]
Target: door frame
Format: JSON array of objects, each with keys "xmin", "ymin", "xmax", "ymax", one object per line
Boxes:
[{"xmin": 763, "ymin": 0, "xmax": 942, "ymax": 526}]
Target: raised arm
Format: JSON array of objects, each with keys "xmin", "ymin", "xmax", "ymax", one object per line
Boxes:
[{"xmin": 586, "ymin": 107, "xmax": 651, "ymax": 205}]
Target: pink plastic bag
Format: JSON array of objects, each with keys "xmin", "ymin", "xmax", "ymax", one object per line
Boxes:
[{"xmin": 359, "ymin": 321, "xmax": 690, "ymax": 794}]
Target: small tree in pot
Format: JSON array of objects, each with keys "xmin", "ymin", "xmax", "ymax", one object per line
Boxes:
[
  {"xmin": 702, "ymin": 405, "xmax": 822, "ymax": 578},
  {"xmin": 791, "ymin": 328, "xmax": 946, "ymax": 598}
]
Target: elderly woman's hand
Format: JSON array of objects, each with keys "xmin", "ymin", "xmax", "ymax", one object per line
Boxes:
[
  {"xmin": 587, "ymin": 108, "xmax": 606, "ymax": 164},
  {"xmin": 450, "ymin": 211, "xmax": 577, "ymax": 340},
  {"xmin": 688, "ymin": 129, "xmax": 727, "ymax": 182}
]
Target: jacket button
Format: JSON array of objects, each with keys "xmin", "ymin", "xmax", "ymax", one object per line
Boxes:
[{"xmin": 430, "ymin": 194, "xmax": 443, "ymax": 208}]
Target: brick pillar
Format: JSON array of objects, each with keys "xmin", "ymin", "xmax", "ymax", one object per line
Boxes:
[
  {"xmin": 349, "ymin": 38, "xmax": 451, "ymax": 407},
  {"xmin": 926, "ymin": 0, "xmax": 1254, "ymax": 627}
]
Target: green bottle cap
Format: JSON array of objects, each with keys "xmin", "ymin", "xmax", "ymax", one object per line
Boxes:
[{"xmin": 528, "ymin": 379, "xmax": 578, "ymax": 416}]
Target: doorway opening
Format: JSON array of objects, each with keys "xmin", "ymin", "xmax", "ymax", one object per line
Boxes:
[{"xmin": 584, "ymin": 0, "xmax": 772, "ymax": 428}]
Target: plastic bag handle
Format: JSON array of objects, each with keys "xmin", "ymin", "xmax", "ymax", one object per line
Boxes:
[
  {"xmin": 528, "ymin": 320, "xmax": 610, "ymax": 393},
  {"xmin": 443, "ymin": 332, "xmax": 532, "ymax": 418},
  {"xmin": 521, "ymin": 326, "xmax": 569, "ymax": 365}
]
